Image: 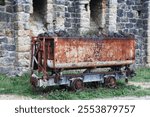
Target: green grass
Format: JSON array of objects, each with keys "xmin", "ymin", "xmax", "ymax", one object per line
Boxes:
[
  {"xmin": 131, "ymin": 68, "xmax": 150, "ymax": 82},
  {"xmin": 0, "ymin": 68, "xmax": 150, "ymax": 100}
]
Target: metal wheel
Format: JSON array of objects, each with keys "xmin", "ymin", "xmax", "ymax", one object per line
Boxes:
[
  {"xmin": 104, "ymin": 76, "xmax": 116, "ymax": 88},
  {"xmin": 71, "ymin": 79, "xmax": 84, "ymax": 91}
]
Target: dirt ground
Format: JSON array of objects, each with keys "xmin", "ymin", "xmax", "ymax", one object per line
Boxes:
[
  {"xmin": 128, "ymin": 82, "xmax": 150, "ymax": 89},
  {"xmin": 0, "ymin": 94, "xmax": 33, "ymax": 100}
]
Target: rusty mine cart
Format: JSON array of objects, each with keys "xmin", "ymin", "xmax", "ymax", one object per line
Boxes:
[{"xmin": 30, "ymin": 36, "xmax": 136, "ymax": 91}]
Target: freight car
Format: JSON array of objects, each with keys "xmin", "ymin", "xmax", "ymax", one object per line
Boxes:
[{"xmin": 30, "ymin": 36, "xmax": 136, "ymax": 90}]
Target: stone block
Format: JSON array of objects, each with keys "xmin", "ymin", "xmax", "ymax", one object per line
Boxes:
[
  {"xmin": 0, "ymin": 51, "xmax": 3, "ymax": 57},
  {"xmin": 55, "ymin": 0, "xmax": 65, "ymax": 5},
  {"xmin": 79, "ymin": 28, "xmax": 90, "ymax": 34},
  {"xmin": 25, "ymin": 0, "xmax": 32, "ymax": 4},
  {"xmin": 117, "ymin": 23, "xmax": 125, "ymax": 29},
  {"xmin": 17, "ymin": 52, "xmax": 30, "ymax": 60},
  {"xmin": 68, "ymin": 7, "xmax": 75, "ymax": 12},
  {"xmin": 54, "ymin": 5, "xmax": 65, "ymax": 12},
  {"xmin": 24, "ymin": 22, "xmax": 30, "ymax": 30},
  {"xmin": 5, "ymin": 57, "xmax": 16, "ymax": 65},
  {"xmin": 142, "ymin": 13, "xmax": 148, "ymax": 19},
  {"xmin": 136, "ymin": 20, "xmax": 143, "ymax": 28},
  {"xmin": 47, "ymin": 0, "xmax": 53, "ymax": 4},
  {"xmin": 13, "ymin": 0, "xmax": 32, "ymax": 4},
  {"xmin": 6, "ymin": 37, "xmax": 15, "ymax": 44},
  {"xmin": 9, "ymin": 51, "xmax": 16, "ymax": 57},
  {"xmin": 0, "ymin": 51, "xmax": 16, "ymax": 58},
  {"xmin": 70, "ymin": 19, "xmax": 77, "ymax": 23},
  {"xmin": 126, "ymin": 0, "xmax": 134, "ymax": 5},
  {"xmin": 56, "ymin": 12, "xmax": 65, "ymax": 18},
  {"xmin": 47, "ymin": 4, "xmax": 53, "ymax": 11},
  {"xmin": 0, "ymin": 57, "xmax": 15, "ymax": 66},
  {"xmin": 117, "ymin": 9, "xmax": 123, "ymax": 17},
  {"xmin": 147, "ymin": 47, "xmax": 150, "ymax": 55},
  {"xmin": 56, "ymin": 17, "xmax": 65, "ymax": 26},
  {"xmin": 46, "ymin": 15, "xmax": 53, "ymax": 23},
  {"xmin": 0, "ymin": 12, "xmax": 6, "ymax": 22},
  {"xmin": 0, "ymin": 7, "xmax": 5, "ymax": 11},
  {"xmin": 78, "ymin": 0, "xmax": 89, "ymax": 5},
  {"xmin": 65, "ymin": 22, "xmax": 71, "ymax": 27},
  {"xmin": 24, "ymin": 4, "xmax": 31, "ymax": 13},
  {"xmin": 136, "ymin": 49, "xmax": 140, "ymax": 56},
  {"xmin": 0, "ymin": 36, "xmax": 8, "ymax": 43},
  {"xmin": 6, "ymin": 5, "xmax": 13, "ymax": 13},
  {"xmin": 14, "ymin": 21, "xmax": 24, "ymax": 30},
  {"xmin": 126, "ymin": 23, "xmax": 133, "ymax": 28},
  {"xmin": 14, "ymin": 4, "xmax": 24, "ymax": 12},
  {"xmin": 143, "ymin": 20, "xmax": 148, "ymax": 25},
  {"xmin": 76, "ymin": 14, "xmax": 81, "ymax": 18},
  {"xmin": 143, "ymin": 25, "xmax": 148, "ymax": 30},
  {"xmin": 127, "ymin": 12, "xmax": 133, "ymax": 18},
  {"xmin": 65, "ymin": 13, "xmax": 70, "ymax": 17},
  {"xmin": 129, "ymin": 19, "xmax": 137, "ymax": 23},
  {"xmin": 2, "ymin": 44, "xmax": 16, "ymax": 51},
  {"xmin": 71, "ymin": 13, "xmax": 76, "ymax": 18},
  {"xmin": 5, "ymin": 29, "xmax": 13, "ymax": 37},
  {"xmin": 118, "ymin": 0, "xmax": 124, "ymax": 3},
  {"xmin": 17, "ymin": 45, "xmax": 30, "ymax": 52},
  {"xmin": 147, "ymin": 56, "xmax": 150, "ymax": 63},
  {"xmin": 0, "ymin": 67, "xmax": 13, "ymax": 74},
  {"xmin": 17, "ymin": 30, "xmax": 31, "ymax": 36},
  {"xmin": 13, "ymin": 13, "xmax": 23, "ymax": 21},
  {"xmin": 18, "ymin": 59, "xmax": 30, "ymax": 67},
  {"xmin": 130, "ymin": 29, "xmax": 138, "ymax": 35},
  {"xmin": 14, "ymin": 12, "xmax": 29, "ymax": 22},
  {"xmin": 143, "ymin": 2, "xmax": 148, "ymax": 8},
  {"xmin": 22, "ymin": 13, "xmax": 30, "ymax": 22},
  {"xmin": 117, "ymin": 17, "xmax": 121, "ymax": 22},
  {"xmin": 17, "ymin": 36, "xmax": 31, "ymax": 46}
]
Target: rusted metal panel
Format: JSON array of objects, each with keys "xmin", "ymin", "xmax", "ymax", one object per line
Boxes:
[{"xmin": 46, "ymin": 37, "xmax": 135, "ymax": 69}]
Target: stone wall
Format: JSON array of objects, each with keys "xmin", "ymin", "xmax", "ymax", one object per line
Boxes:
[
  {"xmin": 116, "ymin": 0, "xmax": 148, "ymax": 67},
  {"xmin": 13, "ymin": 0, "xmax": 32, "ymax": 75},
  {"xmin": 105, "ymin": 0, "xmax": 117, "ymax": 32},
  {"xmin": 0, "ymin": 0, "xmax": 17, "ymax": 75},
  {"xmin": 0, "ymin": 0, "xmax": 150, "ymax": 76}
]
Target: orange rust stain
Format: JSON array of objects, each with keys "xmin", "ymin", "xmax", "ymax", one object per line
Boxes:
[{"xmin": 54, "ymin": 38, "xmax": 135, "ymax": 66}]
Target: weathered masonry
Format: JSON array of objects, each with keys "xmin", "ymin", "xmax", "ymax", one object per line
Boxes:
[{"xmin": 0, "ymin": 0, "xmax": 150, "ymax": 76}]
